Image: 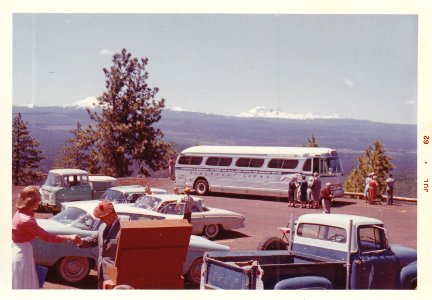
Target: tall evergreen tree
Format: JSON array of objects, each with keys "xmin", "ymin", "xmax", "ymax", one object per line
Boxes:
[
  {"xmin": 12, "ymin": 113, "xmax": 45, "ymax": 185},
  {"xmin": 84, "ymin": 49, "xmax": 173, "ymax": 177},
  {"xmin": 303, "ymin": 134, "xmax": 320, "ymax": 147},
  {"xmin": 344, "ymin": 140, "xmax": 395, "ymax": 195},
  {"xmin": 54, "ymin": 122, "xmax": 100, "ymax": 174}
]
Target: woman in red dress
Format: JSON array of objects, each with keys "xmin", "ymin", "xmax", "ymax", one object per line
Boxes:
[{"xmin": 367, "ymin": 176, "xmax": 379, "ymax": 204}]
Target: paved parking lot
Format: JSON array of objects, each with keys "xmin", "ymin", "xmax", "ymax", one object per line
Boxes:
[
  {"xmin": 39, "ymin": 191, "xmax": 416, "ymax": 289},
  {"xmin": 204, "ymin": 193, "xmax": 417, "ymax": 251}
]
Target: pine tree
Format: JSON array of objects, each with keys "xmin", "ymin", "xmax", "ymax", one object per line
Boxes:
[
  {"xmin": 12, "ymin": 113, "xmax": 45, "ymax": 185},
  {"xmin": 83, "ymin": 49, "xmax": 173, "ymax": 177},
  {"xmin": 303, "ymin": 134, "xmax": 320, "ymax": 147},
  {"xmin": 54, "ymin": 122, "xmax": 100, "ymax": 174},
  {"xmin": 344, "ymin": 140, "xmax": 395, "ymax": 195}
]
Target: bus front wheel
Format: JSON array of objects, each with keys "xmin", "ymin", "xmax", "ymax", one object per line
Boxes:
[{"xmin": 194, "ymin": 179, "xmax": 209, "ymax": 195}]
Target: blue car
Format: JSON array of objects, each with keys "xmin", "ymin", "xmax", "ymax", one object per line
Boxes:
[{"xmin": 32, "ymin": 201, "xmax": 229, "ymax": 287}]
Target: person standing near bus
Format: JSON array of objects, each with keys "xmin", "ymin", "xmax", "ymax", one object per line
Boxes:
[
  {"xmin": 321, "ymin": 182, "xmax": 333, "ymax": 214},
  {"xmin": 364, "ymin": 173, "xmax": 373, "ymax": 202},
  {"xmin": 385, "ymin": 174, "xmax": 395, "ymax": 205},
  {"xmin": 368, "ymin": 175, "xmax": 379, "ymax": 204},
  {"xmin": 299, "ymin": 175, "xmax": 308, "ymax": 208},
  {"xmin": 287, "ymin": 177, "xmax": 298, "ymax": 207},
  {"xmin": 311, "ymin": 172, "xmax": 321, "ymax": 209}
]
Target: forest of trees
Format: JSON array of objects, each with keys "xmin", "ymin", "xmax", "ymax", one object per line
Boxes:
[{"xmin": 12, "ymin": 113, "xmax": 45, "ymax": 185}]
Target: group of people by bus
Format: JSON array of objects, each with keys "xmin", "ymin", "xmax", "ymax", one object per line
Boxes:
[
  {"xmin": 364, "ymin": 172, "xmax": 395, "ymax": 205},
  {"xmin": 284, "ymin": 172, "xmax": 333, "ymax": 213}
]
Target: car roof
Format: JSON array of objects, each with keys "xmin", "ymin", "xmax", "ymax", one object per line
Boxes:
[
  {"xmin": 298, "ymin": 213, "xmax": 383, "ymax": 229},
  {"xmin": 107, "ymin": 185, "xmax": 166, "ymax": 194},
  {"xmin": 88, "ymin": 175, "xmax": 117, "ymax": 182},
  {"xmin": 140, "ymin": 194, "xmax": 202, "ymax": 201},
  {"xmin": 64, "ymin": 200, "xmax": 166, "ymax": 218},
  {"xmin": 48, "ymin": 169, "xmax": 88, "ymax": 176}
]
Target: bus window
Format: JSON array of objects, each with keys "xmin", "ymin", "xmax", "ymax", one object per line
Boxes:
[
  {"xmin": 178, "ymin": 156, "xmax": 203, "ymax": 165},
  {"xmin": 206, "ymin": 157, "xmax": 233, "ymax": 166},
  {"xmin": 190, "ymin": 156, "xmax": 203, "ymax": 165},
  {"xmin": 250, "ymin": 158, "xmax": 264, "ymax": 168},
  {"xmin": 303, "ymin": 159, "xmax": 312, "ymax": 172},
  {"xmin": 320, "ymin": 159, "xmax": 329, "ymax": 174},
  {"xmin": 206, "ymin": 157, "xmax": 219, "ymax": 166},
  {"xmin": 236, "ymin": 158, "xmax": 250, "ymax": 167},
  {"xmin": 313, "ymin": 158, "xmax": 320, "ymax": 174},
  {"xmin": 282, "ymin": 159, "xmax": 299, "ymax": 169},
  {"xmin": 327, "ymin": 157, "xmax": 342, "ymax": 173},
  {"xmin": 268, "ymin": 159, "xmax": 299, "ymax": 169},
  {"xmin": 219, "ymin": 157, "xmax": 233, "ymax": 166},
  {"xmin": 268, "ymin": 159, "xmax": 283, "ymax": 168},
  {"xmin": 236, "ymin": 158, "xmax": 264, "ymax": 168}
]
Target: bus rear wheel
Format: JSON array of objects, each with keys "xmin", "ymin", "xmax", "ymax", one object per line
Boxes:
[{"xmin": 194, "ymin": 179, "xmax": 209, "ymax": 195}]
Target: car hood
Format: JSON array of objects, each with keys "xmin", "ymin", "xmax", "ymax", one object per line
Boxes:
[
  {"xmin": 189, "ymin": 235, "xmax": 230, "ymax": 252},
  {"xmin": 36, "ymin": 218, "xmax": 95, "ymax": 236}
]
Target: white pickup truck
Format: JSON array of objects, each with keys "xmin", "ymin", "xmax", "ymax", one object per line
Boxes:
[{"xmin": 201, "ymin": 213, "xmax": 417, "ymax": 289}]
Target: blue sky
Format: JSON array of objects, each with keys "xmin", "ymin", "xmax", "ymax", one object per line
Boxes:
[{"xmin": 13, "ymin": 13, "xmax": 417, "ymax": 124}]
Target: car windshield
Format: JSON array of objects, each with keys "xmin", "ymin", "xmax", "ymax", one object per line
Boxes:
[
  {"xmin": 134, "ymin": 196, "xmax": 163, "ymax": 210},
  {"xmin": 101, "ymin": 189, "xmax": 127, "ymax": 203},
  {"xmin": 51, "ymin": 207, "xmax": 97, "ymax": 230}
]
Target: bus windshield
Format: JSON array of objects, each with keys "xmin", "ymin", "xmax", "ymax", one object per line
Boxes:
[{"xmin": 323, "ymin": 157, "xmax": 342, "ymax": 173}]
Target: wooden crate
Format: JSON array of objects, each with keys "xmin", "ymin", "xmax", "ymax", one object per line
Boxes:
[{"xmin": 105, "ymin": 219, "xmax": 192, "ymax": 289}]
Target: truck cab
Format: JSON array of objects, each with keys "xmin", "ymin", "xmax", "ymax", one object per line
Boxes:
[
  {"xmin": 40, "ymin": 169, "xmax": 117, "ymax": 213},
  {"xmin": 201, "ymin": 214, "xmax": 417, "ymax": 289}
]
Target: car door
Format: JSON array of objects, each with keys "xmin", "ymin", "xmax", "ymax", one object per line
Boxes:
[
  {"xmin": 352, "ymin": 225, "xmax": 398, "ymax": 289},
  {"xmin": 190, "ymin": 201, "xmax": 205, "ymax": 233}
]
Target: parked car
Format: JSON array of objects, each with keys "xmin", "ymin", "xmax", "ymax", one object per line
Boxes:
[
  {"xmin": 100, "ymin": 185, "xmax": 167, "ymax": 203},
  {"xmin": 32, "ymin": 201, "xmax": 230, "ymax": 287},
  {"xmin": 40, "ymin": 169, "xmax": 117, "ymax": 213},
  {"xmin": 132, "ymin": 194, "xmax": 246, "ymax": 239}
]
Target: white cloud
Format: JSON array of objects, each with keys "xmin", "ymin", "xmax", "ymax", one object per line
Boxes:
[
  {"xmin": 404, "ymin": 100, "xmax": 416, "ymax": 106},
  {"xmin": 99, "ymin": 49, "xmax": 115, "ymax": 56},
  {"xmin": 341, "ymin": 78, "xmax": 354, "ymax": 88}
]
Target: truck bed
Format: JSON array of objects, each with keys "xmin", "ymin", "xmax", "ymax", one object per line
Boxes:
[{"xmin": 202, "ymin": 250, "xmax": 347, "ymax": 289}]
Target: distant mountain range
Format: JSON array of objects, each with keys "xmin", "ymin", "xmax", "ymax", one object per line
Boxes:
[{"xmin": 12, "ymin": 105, "xmax": 417, "ymax": 181}]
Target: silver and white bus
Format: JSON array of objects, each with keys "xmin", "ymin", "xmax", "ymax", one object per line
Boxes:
[{"xmin": 175, "ymin": 145, "xmax": 344, "ymax": 198}]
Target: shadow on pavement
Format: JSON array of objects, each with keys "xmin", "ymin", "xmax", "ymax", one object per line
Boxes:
[{"xmin": 212, "ymin": 230, "xmax": 249, "ymax": 241}]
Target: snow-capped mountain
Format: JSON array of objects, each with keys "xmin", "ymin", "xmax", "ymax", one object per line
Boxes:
[
  {"xmin": 236, "ymin": 106, "xmax": 343, "ymax": 120},
  {"xmin": 62, "ymin": 96, "xmax": 99, "ymax": 109}
]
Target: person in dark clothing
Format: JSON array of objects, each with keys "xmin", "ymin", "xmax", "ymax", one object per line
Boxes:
[
  {"xmin": 385, "ymin": 174, "xmax": 395, "ymax": 205},
  {"xmin": 77, "ymin": 200, "xmax": 120, "ymax": 289},
  {"xmin": 299, "ymin": 175, "xmax": 308, "ymax": 208},
  {"xmin": 287, "ymin": 177, "xmax": 298, "ymax": 207}
]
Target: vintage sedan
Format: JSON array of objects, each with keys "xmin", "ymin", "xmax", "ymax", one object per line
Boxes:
[
  {"xmin": 32, "ymin": 201, "xmax": 229, "ymax": 287},
  {"xmin": 100, "ymin": 185, "xmax": 167, "ymax": 203},
  {"xmin": 132, "ymin": 194, "xmax": 246, "ymax": 239}
]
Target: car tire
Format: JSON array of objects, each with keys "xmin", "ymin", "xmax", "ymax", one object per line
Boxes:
[
  {"xmin": 194, "ymin": 179, "xmax": 209, "ymax": 195},
  {"xmin": 186, "ymin": 257, "xmax": 203, "ymax": 287},
  {"xmin": 56, "ymin": 256, "xmax": 91, "ymax": 284},
  {"xmin": 257, "ymin": 236, "xmax": 288, "ymax": 251},
  {"xmin": 203, "ymin": 224, "xmax": 220, "ymax": 239}
]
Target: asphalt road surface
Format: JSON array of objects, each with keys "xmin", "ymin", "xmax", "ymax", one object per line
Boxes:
[{"xmin": 39, "ymin": 191, "xmax": 416, "ymax": 290}]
